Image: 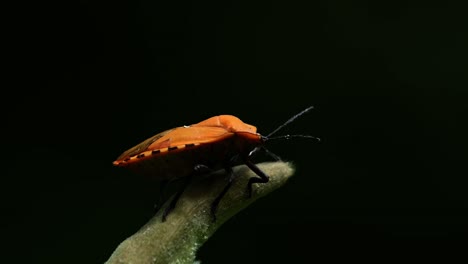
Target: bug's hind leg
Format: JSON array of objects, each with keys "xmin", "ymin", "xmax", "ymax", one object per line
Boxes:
[
  {"xmin": 244, "ymin": 158, "xmax": 270, "ymax": 198},
  {"xmin": 161, "ymin": 164, "xmax": 212, "ymax": 222},
  {"xmin": 154, "ymin": 179, "xmax": 168, "ymax": 214},
  {"xmin": 210, "ymin": 166, "xmax": 235, "ymax": 222},
  {"xmin": 162, "ymin": 176, "xmax": 191, "ymax": 222}
]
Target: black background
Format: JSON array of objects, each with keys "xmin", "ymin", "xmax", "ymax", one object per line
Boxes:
[{"xmin": 6, "ymin": 0, "xmax": 468, "ymax": 263}]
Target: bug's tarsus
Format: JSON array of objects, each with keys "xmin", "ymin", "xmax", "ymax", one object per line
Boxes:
[
  {"xmin": 210, "ymin": 166, "xmax": 236, "ymax": 223},
  {"xmin": 244, "ymin": 158, "xmax": 270, "ymax": 198}
]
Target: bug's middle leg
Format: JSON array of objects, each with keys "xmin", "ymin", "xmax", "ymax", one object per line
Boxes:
[{"xmin": 210, "ymin": 166, "xmax": 236, "ymax": 222}]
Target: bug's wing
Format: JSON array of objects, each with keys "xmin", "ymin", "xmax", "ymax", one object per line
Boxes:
[
  {"xmin": 116, "ymin": 128, "xmax": 175, "ymax": 161},
  {"xmin": 116, "ymin": 126, "xmax": 234, "ymax": 162},
  {"xmin": 147, "ymin": 126, "xmax": 233, "ymax": 150}
]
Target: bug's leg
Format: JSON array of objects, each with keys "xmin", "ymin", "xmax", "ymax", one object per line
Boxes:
[
  {"xmin": 162, "ymin": 176, "xmax": 192, "ymax": 222},
  {"xmin": 154, "ymin": 179, "xmax": 168, "ymax": 214},
  {"xmin": 260, "ymin": 146, "xmax": 282, "ymax": 161},
  {"xmin": 194, "ymin": 164, "xmax": 212, "ymax": 174},
  {"xmin": 210, "ymin": 166, "xmax": 235, "ymax": 222},
  {"xmin": 161, "ymin": 164, "xmax": 211, "ymax": 222},
  {"xmin": 244, "ymin": 158, "xmax": 270, "ymax": 198}
]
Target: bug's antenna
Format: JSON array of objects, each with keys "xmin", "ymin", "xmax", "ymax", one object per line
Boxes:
[
  {"xmin": 267, "ymin": 134, "xmax": 321, "ymax": 142},
  {"xmin": 266, "ymin": 106, "xmax": 314, "ymax": 138},
  {"xmin": 249, "ymin": 106, "xmax": 319, "ymax": 158}
]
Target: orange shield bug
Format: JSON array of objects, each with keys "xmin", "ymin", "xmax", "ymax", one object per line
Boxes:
[{"xmin": 113, "ymin": 106, "xmax": 319, "ymax": 221}]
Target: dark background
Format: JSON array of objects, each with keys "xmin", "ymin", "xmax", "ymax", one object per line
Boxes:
[{"xmin": 6, "ymin": 0, "xmax": 467, "ymax": 263}]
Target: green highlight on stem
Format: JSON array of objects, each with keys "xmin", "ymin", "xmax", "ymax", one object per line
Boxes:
[{"xmin": 106, "ymin": 161, "xmax": 295, "ymax": 264}]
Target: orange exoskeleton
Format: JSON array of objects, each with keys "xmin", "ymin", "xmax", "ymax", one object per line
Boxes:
[{"xmin": 113, "ymin": 106, "xmax": 319, "ymax": 221}]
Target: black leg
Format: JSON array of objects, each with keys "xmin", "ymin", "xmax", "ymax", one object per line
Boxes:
[
  {"xmin": 210, "ymin": 166, "xmax": 235, "ymax": 222},
  {"xmin": 194, "ymin": 164, "xmax": 212, "ymax": 174},
  {"xmin": 154, "ymin": 180, "xmax": 168, "ymax": 214},
  {"xmin": 161, "ymin": 164, "xmax": 211, "ymax": 222},
  {"xmin": 244, "ymin": 158, "xmax": 269, "ymax": 198},
  {"xmin": 260, "ymin": 146, "xmax": 282, "ymax": 161},
  {"xmin": 162, "ymin": 175, "xmax": 191, "ymax": 222}
]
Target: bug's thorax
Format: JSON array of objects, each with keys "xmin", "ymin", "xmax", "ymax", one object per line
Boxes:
[
  {"xmin": 193, "ymin": 114, "xmax": 262, "ymax": 152},
  {"xmin": 193, "ymin": 115, "xmax": 257, "ymax": 134},
  {"xmin": 216, "ymin": 115, "xmax": 263, "ymax": 152},
  {"xmin": 232, "ymin": 131, "xmax": 263, "ymax": 153}
]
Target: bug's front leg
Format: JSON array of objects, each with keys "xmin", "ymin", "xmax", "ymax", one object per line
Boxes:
[{"xmin": 244, "ymin": 158, "xmax": 270, "ymax": 198}]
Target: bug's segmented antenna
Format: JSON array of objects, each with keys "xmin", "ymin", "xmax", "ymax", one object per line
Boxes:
[
  {"xmin": 267, "ymin": 134, "xmax": 321, "ymax": 142},
  {"xmin": 249, "ymin": 106, "xmax": 319, "ymax": 158},
  {"xmin": 266, "ymin": 106, "xmax": 315, "ymax": 138}
]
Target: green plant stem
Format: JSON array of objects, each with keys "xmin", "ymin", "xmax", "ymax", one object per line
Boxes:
[{"xmin": 105, "ymin": 161, "xmax": 295, "ymax": 264}]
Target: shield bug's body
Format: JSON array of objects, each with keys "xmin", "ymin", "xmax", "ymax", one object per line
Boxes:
[{"xmin": 113, "ymin": 107, "xmax": 318, "ymax": 221}]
